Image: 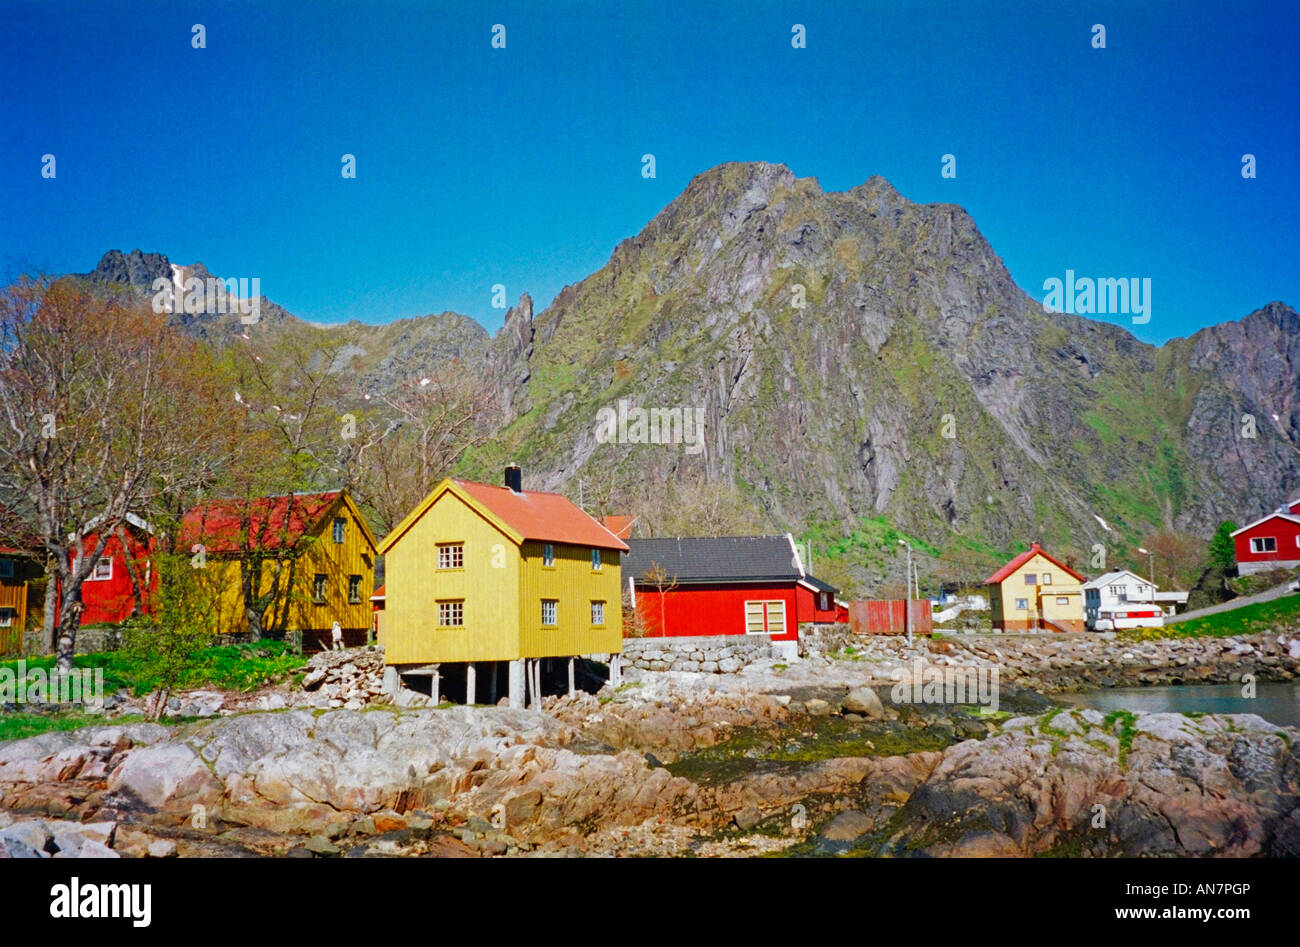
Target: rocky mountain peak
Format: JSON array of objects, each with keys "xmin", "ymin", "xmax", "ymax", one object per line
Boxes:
[{"xmin": 83, "ymin": 249, "xmax": 172, "ymax": 290}]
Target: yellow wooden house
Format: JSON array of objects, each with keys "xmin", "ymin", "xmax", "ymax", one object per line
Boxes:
[
  {"xmin": 377, "ymin": 465, "xmax": 627, "ymax": 706},
  {"xmin": 179, "ymin": 490, "xmax": 378, "ymax": 649},
  {"xmin": 985, "ymin": 542, "xmax": 1087, "ymax": 632}
]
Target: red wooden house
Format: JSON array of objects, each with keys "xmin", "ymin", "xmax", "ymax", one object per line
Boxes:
[
  {"xmin": 624, "ymin": 534, "xmax": 843, "ymax": 659},
  {"xmin": 1232, "ymin": 498, "xmax": 1300, "ymax": 575},
  {"xmin": 66, "ymin": 513, "xmax": 158, "ymax": 626}
]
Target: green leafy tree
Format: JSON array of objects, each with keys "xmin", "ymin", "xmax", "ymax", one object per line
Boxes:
[
  {"xmin": 122, "ymin": 553, "xmax": 223, "ymax": 719},
  {"xmin": 1209, "ymin": 520, "xmax": 1238, "ymax": 575}
]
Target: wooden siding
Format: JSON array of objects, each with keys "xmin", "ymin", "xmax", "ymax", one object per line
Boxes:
[
  {"xmin": 284, "ymin": 497, "xmax": 376, "ymax": 633},
  {"xmin": 381, "ymin": 488, "xmax": 521, "ymax": 664},
  {"xmin": 198, "ymin": 494, "xmax": 376, "ymax": 639},
  {"xmin": 518, "ymin": 541, "xmax": 623, "ymax": 658}
]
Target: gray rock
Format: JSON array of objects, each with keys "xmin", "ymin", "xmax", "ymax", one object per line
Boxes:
[
  {"xmin": 305, "ymin": 835, "xmax": 340, "ymax": 856},
  {"xmin": 842, "ymin": 686, "xmax": 885, "ymax": 718},
  {"xmin": 0, "ymin": 822, "xmax": 49, "ymax": 858},
  {"xmin": 819, "ymin": 810, "xmax": 874, "ymax": 842}
]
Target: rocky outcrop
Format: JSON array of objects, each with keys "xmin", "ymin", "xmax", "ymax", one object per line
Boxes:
[{"xmin": 878, "ymin": 709, "xmax": 1300, "ymax": 857}]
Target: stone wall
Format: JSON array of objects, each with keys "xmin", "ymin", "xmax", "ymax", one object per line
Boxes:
[
  {"xmin": 620, "ymin": 634, "xmax": 778, "ymax": 673},
  {"xmin": 22, "ymin": 625, "xmax": 126, "ymax": 657},
  {"xmin": 798, "ymin": 622, "xmax": 852, "ymax": 657}
]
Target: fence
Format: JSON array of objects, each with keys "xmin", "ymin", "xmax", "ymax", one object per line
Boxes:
[{"xmin": 848, "ymin": 599, "xmax": 933, "ymax": 636}]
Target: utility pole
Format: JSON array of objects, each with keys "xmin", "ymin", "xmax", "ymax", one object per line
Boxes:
[{"xmin": 898, "ymin": 539, "xmax": 913, "ymax": 647}]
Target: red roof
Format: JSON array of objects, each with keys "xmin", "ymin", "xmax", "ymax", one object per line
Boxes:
[
  {"xmin": 370, "ymin": 584, "xmax": 385, "ymax": 600},
  {"xmin": 985, "ymin": 542, "xmax": 1085, "ymax": 585},
  {"xmin": 179, "ymin": 492, "xmax": 342, "ymax": 553},
  {"xmin": 455, "ymin": 480, "xmax": 629, "ymax": 551},
  {"xmin": 601, "ymin": 515, "xmax": 636, "ymax": 540}
]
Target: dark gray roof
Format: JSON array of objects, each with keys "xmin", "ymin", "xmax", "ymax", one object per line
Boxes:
[
  {"xmin": 801, "ymin": 574, "xmax": 839, "ymax": 595},
  {"xmin": 625, "ymin": 535, "xmax": 836, "ymax": 588}
]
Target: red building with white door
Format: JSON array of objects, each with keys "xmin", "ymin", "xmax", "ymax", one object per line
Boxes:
[{"xmin": 1231, "ymin": 498, "xmax": 1300, "ymax": 576}]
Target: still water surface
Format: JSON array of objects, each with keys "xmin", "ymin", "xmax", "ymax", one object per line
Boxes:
[{"xmin": 1062, "ymin": 681, "xmax": 1300, "ymax": 727}]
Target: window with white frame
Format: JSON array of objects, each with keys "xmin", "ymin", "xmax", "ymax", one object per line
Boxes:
[
  {"xmin": 1056, "ymin": 596, "xmax": 1069, "ymax": 606},
  {"xmin": 591, "ymin": 548, "xmax": 602, "ymax": 570},
  {"xmin": 1014, "ymin": 598, "xmax": 1028, "ymax": 610},
  {"xmin": 332, "ymin": 517, "xmax": 346, "ymax": 544},
  {"xmin": 90, "ymin": 557, "xmax": 112, "ymax": 581},
  {"xmin": 542, "ymin": 544, "xmax": 555, "ymax": 567},
  {"xmin": 744, "ymin": 600, "xmax": 785, "ymax": 634},
  {"xmin": 1250, "ymin": 536, "xmax": 1277, "ymax": 554},
  {"xmin": 437, "ymin": 600, "xmax": 464, "ymax": 627},
  {"xmin": 1024, "ymin": 573, "xmax": 1036, "ymax": 585},
  {"xmin": 312, "ymin": 573, "xmax": 327, "ymax": 603},
  {"xmin": 348, "ymin": 575, "xmax": 362, "ymax": 604},
  {"xmin": 0, "ymin": 608, "xmax": 14, "ymax": 627},
  {"xmin": 590, "ymin": 601, "xmax": 605, "ymax": 625},
  {"xmin": 437, "ymin": 542, "xmax": 464, "ymax": 569},
  {"xmin": 541, "ymin": 599, "xmax": 558, "ymax": 626},
  {"xmin": 1042, "ymin": 572, "xmax": 1053, "ymax": 585}
]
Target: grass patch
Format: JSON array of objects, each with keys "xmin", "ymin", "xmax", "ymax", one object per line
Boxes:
[
  {"xmin": 0, "ymin": 640, "xmax": 303, "ymax": 697},
  {"xmin": 0, "ymin": 711, "xmax": 174, "ymax": 743},
  {"xmin": 1120, "ymin": 592, "xmax": 1300, "ymax": 641}
]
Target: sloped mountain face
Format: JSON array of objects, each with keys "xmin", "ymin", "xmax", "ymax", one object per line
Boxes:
[
  {"xmin": 79, "ymin": 249, "xmax": 491, "ymax": 396},
  {"xmin": 75, "ymin": 164, "xmax": 1299, "ymax": 566},
  {"xmin": 477, "ymin": 162, "xmax": 1300, "ymax": 558}
]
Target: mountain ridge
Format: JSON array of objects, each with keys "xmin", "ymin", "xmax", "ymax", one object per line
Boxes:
[{"xmin": 69, "ymin": 162, "xmax": 1300, "ymax": 579}]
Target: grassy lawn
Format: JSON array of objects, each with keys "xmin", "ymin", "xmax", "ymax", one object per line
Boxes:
[
  {"xmin": 0, "ymin": 640, "xmax": 304, "ymax": 697},
  {"xmin": 1120, "ymin": 592, "xmax": 1300, "ymax": 641}
]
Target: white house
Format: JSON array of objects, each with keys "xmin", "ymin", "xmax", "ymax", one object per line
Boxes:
[{"xmin": 1083, "ymin": 570, "xmax": 1167, "ymax": 630}]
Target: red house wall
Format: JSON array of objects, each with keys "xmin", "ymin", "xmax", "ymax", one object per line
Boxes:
[
  {"xmin": 1234, "ymin": 517, "xmax": 1300, "ymax": 570},
  {"xmin": 633, "ymin": 582, "xmax": 799, "ymax": 640},
  {"xmin": 794, "ymin": 584, "xmax": 841, "ymax": 623},
  {"xmin": 65, "ymin": 530, "xmax": 157, "ymax": 625}
]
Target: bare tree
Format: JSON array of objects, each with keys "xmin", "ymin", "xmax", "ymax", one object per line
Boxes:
[
  {"xmin": 631, "ymin": 479, "xmax": 765, "ymax": 537},
  {"xmin": 347, "ymin": 364, "xmax": 498, "ymax": 534},
  {"xmin": 0, "ymin": 276, "xmax": 235, "ymax": 668}
]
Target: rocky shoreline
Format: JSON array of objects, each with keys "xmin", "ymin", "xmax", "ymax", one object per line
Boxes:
[{"xmin": 0, "ymin": 630, "xmax": 1296, "ymax": 858}]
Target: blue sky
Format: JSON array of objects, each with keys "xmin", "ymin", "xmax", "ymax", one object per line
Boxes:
[{"xmin": 2, "ymin": 0, "xmax": 1296, "ymax": 344}]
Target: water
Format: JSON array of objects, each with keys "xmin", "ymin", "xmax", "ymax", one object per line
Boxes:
[{"xmin": 1062, "ymin": 682, "xmax": 1300, "ymax": 727}]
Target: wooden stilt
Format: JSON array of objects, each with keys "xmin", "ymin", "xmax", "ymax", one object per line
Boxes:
[
  {"xmin": 568, "ymin": 657, "xmax": 576, "ymax": 697},
  {"xmin": 466, "ymin": 662, "xmax": 477, "ymax": 706}
]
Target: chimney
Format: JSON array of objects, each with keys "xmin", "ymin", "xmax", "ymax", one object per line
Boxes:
[{"xmin": 504, "ymin": 464, "xmax": 522, "ymax": 494}]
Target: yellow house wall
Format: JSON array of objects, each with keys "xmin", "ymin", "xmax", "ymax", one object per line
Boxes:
[
  {"xmin": 285, "ymin": 500, "xmax": 376, "ymax": 632},
  {"xmin": 380, "ymin": 490, "xmax": 521, "ymax": 665},
  {"xmin": 517, "ymin": 542, "xmax": 623, "ymax": 658},
  {"xmin": 200, "ymin": 496, "xmax": 376, "ymax": 636},
  {"xmin": 991, "ymin": 553, "xmax": 1085, "ymax": 627}
]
